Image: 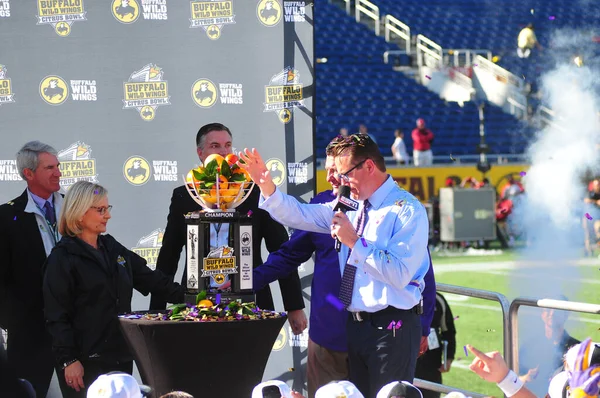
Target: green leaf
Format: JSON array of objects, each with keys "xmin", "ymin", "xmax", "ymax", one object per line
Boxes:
[
  {"xmin": 204, "ymin": 181, "xmax": 215, "ymax": 188},
  {"xmin": 242, "ymin": 306, "xmax": 254, "ymax": 315},
  {"xmin": 196, "ymin": 290, "xmax": 207, "ymax": 304},
  {"xmin": 220, "ymin": 160, "xmax": 232, "ymax": 179},
  {"xmin": 169, "ymin": 303, "xmax": 188, "ymax": 315},
  {"xmin": 205, "ymin": 159, "xmax": 218, "ymax": 176},
  {"xmin": 192, "ymin": 170, "xmax": 206, "ymax": 181},
  {"xmin": 230, "ymin": 173, "xmax": 247, "ymax": 182}
]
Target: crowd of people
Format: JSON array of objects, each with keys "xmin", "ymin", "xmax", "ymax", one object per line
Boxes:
[{"xmin": 0, "ymin": 127, "xmax": 596, "ymax": 398}]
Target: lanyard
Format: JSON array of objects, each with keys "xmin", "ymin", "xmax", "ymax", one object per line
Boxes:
[{"xmin": 34, "ymin": 202, "xmax": 60, "ymax": 246}]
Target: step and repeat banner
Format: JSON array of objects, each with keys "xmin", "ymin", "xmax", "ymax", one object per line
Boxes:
[{"xmin": 0, "ymin": 0, "xmax": 315, "ymax": 392}]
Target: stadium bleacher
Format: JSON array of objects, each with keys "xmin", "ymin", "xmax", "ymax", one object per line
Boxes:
[{"xmin": 315, "ymin": 0, "xmax": 533, "ymax": 160}]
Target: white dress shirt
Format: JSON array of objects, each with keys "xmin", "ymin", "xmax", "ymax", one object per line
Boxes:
[
  {"xmin": 25, "ymin": 189, "xmax": 63, "ymax": 256},
  {"xmin": 260, "ymin": 176, "xmax": 430, "ymax": 312}
]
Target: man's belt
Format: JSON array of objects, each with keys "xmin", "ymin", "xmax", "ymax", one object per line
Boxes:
[{"xmin": 349, "ymin": 304, "xmax": 421, "ymax": 322}]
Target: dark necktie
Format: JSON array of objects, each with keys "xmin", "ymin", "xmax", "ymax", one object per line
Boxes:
[
  {"xmin": 43, "ymin": 201, "xmax": 56, "ymax": 226},
  {"xmin": 339, "ymin": 200, "xmax": 370, "ymax": 309}
]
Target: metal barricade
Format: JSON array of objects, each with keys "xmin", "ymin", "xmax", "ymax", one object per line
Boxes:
[
  {"xmin": 508, "ymin": 297, "xmax": 600, "ymax": 371},
  {"xmin": 355, "ymin": 0, "xmax": 380, "ymax": 35},
  {"xmin": 416, "ymin": 34, "xmax": 443, "ymax": 68},
  {"xmin": 474, "ymin": 54, "xmax": 524, "ymax": 90},
  {"xmin": 384, "ymin": 14, "xmax": 411, "ymax": 53},
  {"xmin": 444, "ymin": 49, "xmax": 492, "ymax": 68}
]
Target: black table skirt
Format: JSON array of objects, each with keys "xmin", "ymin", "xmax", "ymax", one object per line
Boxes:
[{"xmin": 119, "ymin": 316, "xmax": 287, "ymax": 397}]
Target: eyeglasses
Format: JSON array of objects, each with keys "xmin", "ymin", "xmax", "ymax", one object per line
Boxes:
[
  {"xmin": 336, "ymin": 159, "xmax": 367, "ymax": 182},
  {"xmin": 91, "ymin": 205, "xmax": 113, "ymax": 215}
]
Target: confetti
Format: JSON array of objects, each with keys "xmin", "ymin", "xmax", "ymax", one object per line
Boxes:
[
  {"xmin": 530, "ymin": 8, "xmax": 534, "ymax": 15},
  {"xmin": 464, "ymin": 345, "xmax": 469, "ymax": 357},
  {"xmin": 453, "ymin": 315, "xmax": 460, "ymax": 320},
  {"xmin": 450, "ymin": 154, "xmax": 456, "ymax": 162},
  {"xmin": 586, "ymin": 213, "xmax": 593, "ymax": 220},
  {"xmin": 486, "ymin": 329, "xmax": 496, "ymax": 332},
  {"xmin": 13, "ymin": 216, "xmax": 16, "ymax": 221},
  {"xmin": 247, "ymin": 210, "xmax": 253, "ymax": 217},
  {"xmin": 519, "ymin": 171, "xmax": 526, "ymax": 177},
  {"xmin": 549, "ymin": 15, "xmax": 555, "ymax": 20},
  {"xmin": 289, "ymin": 368, "xmax": 295, "ymax": 371},
  {"xmin": 473, "ymin": 63, "xmax": 478, "ymax": 67},
  {"xmin": 425, "ymin": 75, "xmax": 431, "ymax": 80},
  {"xmin": 326, "ymin": 294, "xmax": 344, "ymax": 311},
  {"xmin": 94, "ymin": 189, "xmax": 99, "ymax": 195},
  {"xmin": 522, "ymin": 75, "xmax": 526, "ymax": 80},
  {"xmin": 215, "ymin": 293, "xmax": 221, "ymax": 305}
]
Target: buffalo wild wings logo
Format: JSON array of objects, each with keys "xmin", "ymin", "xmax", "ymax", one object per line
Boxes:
[
  {"xmin": 111, "ymin": 0, "xmax": 139, "ymax": 23},
  {"xmin": 123, "ymin": 63, "xmax": 171, "ymax": 121},
  {"xmin": 132, "ymin": 229, "xmax": 164, "ymax": 271},
  {"xmin": 265, "ymin": 158, "xmax": 285, "ymax": 187},
  {"xmin": 123, "ymin": 156, "xmax": 151, "ymax": 185},
  {"xmin": 264, "ymin": 67, "xmax": 304, "ymax": 123},
  {"xmin": 0, "ymin": 160, "xmax": 21, "ymax": 181},
  {"xmin": 36, "ymin": 0, "xmax": 87, "ymax": 37},
  {"xmin": 58, "ymin": 141, "xmax": 99, "ymax": 189},
  {"xmin": 272, "ymin": 327, "xmax": 287, "ymax": 351},
  {"xmin": 191, "ymin": 78, "xmax": 217, "ymax": 108},
  {"xmin": 189, "ymin": 0, "xmax": 235, "ymax": 40},
  {"xmin": 287, "ymin": 162, "xmax": 308, "ymax": 184},
  {"xmin": 191, "ymin": 78, "xmax": 243, "ymax": 108},
  {"xmin": 39, "ymin": 76, "xmax": 69, "ymax": 105},
  {"xmin": 256, "ymin": 0, "xmax": 281, "ymax": 26},
  {"xmin": 282, "ymin": 1, "xmax": 306, "ymax": 22},
  {"xmin": 0, "ymin": 65, "xmax": 15, "ymax": 106},
  {"xmin": 70, "ymin": 80, "xmax": 97, "ymax": 101},
  {"xmin": 0, "ymin": 1, "xmax": 10, "ymax": 18}
]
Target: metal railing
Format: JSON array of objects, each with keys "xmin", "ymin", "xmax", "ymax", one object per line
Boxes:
[
  {"xmin": 355, "ymin": 0, "xmax": 380, "ymax": 36},
  {"xmin": 416, "ymin": 34, "xmax": 443, "ymax": 68},
  {"xmin": 508, "ymin": 297, "xmax": 600, "ymax": 371},
  {"xmin": 474, "ymin": 54, "xmax": 524, "ymax": 90},
  {"xmin": 384, "ymin": 14, "xmax": 411, "ymax": 53},
  {"xmin": 383, "ymin": 50, "xmax": 409, "ymax": 65},
  {"xmin": 437, "ymin": 283, "xmax": 512, "ymax": 366},
  {"xmin": 414, "ymin": 378, "xmax": 488, "ymax": 398},
  {"xmin": 507, "ymin": 97, "xmax": 528, "ymax": 120},
  {"xmin": 444, "ymin": 49, "xmax": 492, "ymax": 68}
]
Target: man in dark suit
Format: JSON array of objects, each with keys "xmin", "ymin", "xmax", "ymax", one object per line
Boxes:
[
  {"xmin": 149, "ymin": 122, "xmax": 307, "ymax": 334},
  {"xmin": 0, "ymin": 141, "xmax": 63, "ymax": 397}
]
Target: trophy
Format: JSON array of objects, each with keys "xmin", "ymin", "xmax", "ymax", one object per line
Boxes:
[{"xmin": 183, "ymin": 154, "xmax": 255, "ymax": 305}]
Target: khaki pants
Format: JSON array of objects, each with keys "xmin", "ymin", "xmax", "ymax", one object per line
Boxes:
[{"xmin": 307, "ymin": 338, "xmax": 349, "ymax": 398}]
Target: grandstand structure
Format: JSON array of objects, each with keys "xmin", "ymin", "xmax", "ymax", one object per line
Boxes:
[{"xmin": 314, "ymin": 0, "xmax": 600, "ymax": 162}]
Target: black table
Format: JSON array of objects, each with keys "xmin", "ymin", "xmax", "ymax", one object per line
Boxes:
[{"xmin": 119, "ymin": 315, "xmax": 287, "ymax": 397}]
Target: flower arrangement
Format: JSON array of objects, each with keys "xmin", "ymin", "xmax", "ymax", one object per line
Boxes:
[{"xmin": 121, "ymin": 291, "xmax": 285, "ymax": 322}]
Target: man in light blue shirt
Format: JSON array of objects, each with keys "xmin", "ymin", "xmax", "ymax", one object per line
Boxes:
[{"xmin": 239, "ymin": 134, "xmax": 430, "ymax": 397}]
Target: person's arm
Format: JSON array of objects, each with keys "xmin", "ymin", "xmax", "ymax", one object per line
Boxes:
[
  {"xmin": 254, "ymin": 228, "xmax": 316, "ymax": 291},
  {"xmin": 149, "ymin": 189, "xmax": 187, "ymax": 310},
  {"xmin": 239, "ymin": 148, "xmax": 333, "ymax": 233},
  {"xmin": 411, "ymin": 128, "xmax": 420, "ymax": 144},
  {"xmin": 440, "ymin": 294, "xmax": 457, "ymax": 372},
  {"xmin": 0, "ymin": 212, "xmax": 11, "ymax": 329},
  {"xmin": 348, "ymin": 202, "xmax": 429, "ymax": 291},
  {"xmin": 421, "ymin": 257, "xmax": 436, "ymax": 336},
  {"xmin": 127, "ymin": 245, "xmax": 184, "ymax": 305},
  {"xmin": 468, "ymin": 345, "xmax": 536, "ymax": 398},
  {"xmin": 43, "ymin": 253, "xmax": 81, "ymax": 374}
]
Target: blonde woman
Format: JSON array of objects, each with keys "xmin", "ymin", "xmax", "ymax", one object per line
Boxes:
[{"xmin": 43, "ymin": 181, "xmax": 183, "ymax": 398}]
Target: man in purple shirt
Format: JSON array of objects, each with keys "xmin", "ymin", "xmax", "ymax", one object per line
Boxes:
[{"xmin": 254, "ymin": 138, "xmax": 437, "ymax": 397}]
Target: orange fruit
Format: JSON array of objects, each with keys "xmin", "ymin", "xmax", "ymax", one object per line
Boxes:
[
  {"xmin": 198, "ymin": 299, "xmax": 214, "ymax": 308},
  {"xmin": 217, "ymin": 175, "xmax": 228, "ymax": 190},
  {"xmin": 204, "ymin": 154, "xmax": 224, "ymax": 168},
  {"xmin": 225, "ymin": 153, "xmax": 239, "ymax": 165}
]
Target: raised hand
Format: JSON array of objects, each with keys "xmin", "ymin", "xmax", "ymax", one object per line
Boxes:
[{"xmin": 237, "ymin": 148, "xmax": 276, "ymax": 197}]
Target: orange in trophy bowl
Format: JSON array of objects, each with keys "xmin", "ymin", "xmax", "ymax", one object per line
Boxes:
[{"xmin": 184, "ymin": 154, "xmax": 254, "ymax": 210}]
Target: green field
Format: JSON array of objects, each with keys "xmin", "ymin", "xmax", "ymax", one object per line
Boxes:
[{"xmin": 428, "ymin": 250, "xmax": 600, "ymax": 397}]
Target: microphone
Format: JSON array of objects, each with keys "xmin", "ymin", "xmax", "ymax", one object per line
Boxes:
[{"xmin": 333, "ymin": 185, "xmax": 359, "ymax": 252}]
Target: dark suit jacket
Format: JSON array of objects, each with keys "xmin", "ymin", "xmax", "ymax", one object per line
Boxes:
[
  {"xmin": 0, "ymin": 190, "xmax": 50, "ymax": 331},
  {"xmin": 149, "ymin": 185, "xmax": 304, "ymax": 312}
]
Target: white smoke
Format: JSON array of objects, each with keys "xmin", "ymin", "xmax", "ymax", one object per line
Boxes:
[{"xmin": 517, "ymin": 29, "xmax": 600, "ymax": 275}]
